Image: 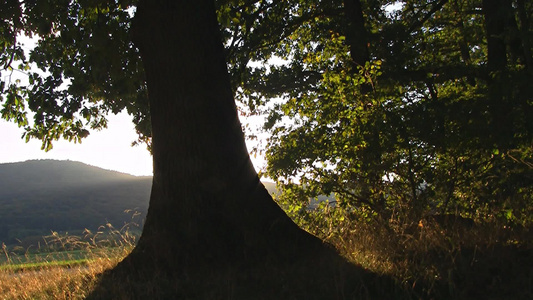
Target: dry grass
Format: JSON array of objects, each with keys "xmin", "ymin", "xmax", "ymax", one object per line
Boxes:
[
  {"xmin": 0, "ymin": 223, "xmax": 135, "ymax": 300},
  {"xmin": 0, "ymin": 214, "xmax": 531, "ymax": 299},
  {"xmin": 0, "ymin": 257, "xmax": 122, "ymax": 299},
  {"xmin": 309, "ymin": 212, "xmax": 533, "ymax": 299}
]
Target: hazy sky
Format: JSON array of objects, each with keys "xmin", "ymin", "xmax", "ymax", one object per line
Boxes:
[
  {"xmin": 1, "ymin": 111, "xmax": 267, "ymax": 177},
  {"xmin": 1, "ymin": 111, "xmax": 154, "ymax": 176},
  {"xmin": 1, "ymin": 35, "xmax": 268, "ymax": 177}
]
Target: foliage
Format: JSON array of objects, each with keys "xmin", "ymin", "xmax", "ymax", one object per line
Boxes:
[
  {"xmin": 228, "ymin": 0, "xmax": 533, "ymax": 225},
  {"xmin": 0, "ymin": 0, "xmax": 150, "ymax": 151}
]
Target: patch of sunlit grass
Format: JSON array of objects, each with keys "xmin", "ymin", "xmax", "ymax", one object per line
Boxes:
[
  {"xmin": 0, "ymin": 257, "xmax": 121, "ymax": 299},
  {"xmin": 0, "ymin": 221, "xmax": 136, "ymax": 299}
]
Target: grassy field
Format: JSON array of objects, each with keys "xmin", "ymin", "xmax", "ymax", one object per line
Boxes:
[
  {"xmin": 0, "ymin": 216, "xmax": 531, "ymax": 299},
  {"xmin": 0, "ymin": 251, "xmax": 128, "ymax": 299},
  {"xmin": 0, "ymin": 234, "xmax": 134, "ymax": 299},
  {"xmin": 0, "ymin": 223, "xmax": 138, "ymax": 299},
  {"xmin": 0, "ymin": 247, "xmax": 125, "ymax": 272}
]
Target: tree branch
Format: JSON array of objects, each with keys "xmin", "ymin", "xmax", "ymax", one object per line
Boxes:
[{"xmin": 407, "ymin": 0, "xmax": 449, "ymax": 34}]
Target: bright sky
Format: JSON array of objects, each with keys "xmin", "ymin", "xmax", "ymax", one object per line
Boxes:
[
  {"xmin": 1, "ymin": 33, "xmax": 156, "ymax": 176},
  {"xmin": 0, "ymin": 112, "xmax": 267, "ymax": 177},
  {"xmin": 0, "ymin": 111, "xmax": 153, "ymax": 176},
  {"xmin": 1, "ymin": 34, "xmax": 270, "ymax": 177}
]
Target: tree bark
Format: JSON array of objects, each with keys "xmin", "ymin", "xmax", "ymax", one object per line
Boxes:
[
  {"xmin": 343, "ymin": 0, "xmax": 387, "ymax": 213},
  {"xmin": 86, "ymin": 0, "xmax": 397, "ymax": 298},
  {"xmin": 516, "ymin": 0, "xmax": 533, "ymax": 69},
  {"xmin": 344, "ymin": 0, "xmax": 370, "ymax": 69},
  {"xmin": 129, "ymin": 0, "xmax": 322, "ymax": 268},
  {"xmin": 482, "ymin": 0, "xmax": 512, "ymax": 148},
  {"xmin": 483, "ymin": 0, "xmax": 509, "ymax": 72}
]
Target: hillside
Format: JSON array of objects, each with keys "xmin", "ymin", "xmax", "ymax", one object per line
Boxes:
[
  {"xmin": 0, "ymin": 160, "xmax": 152, "ymax": 245},
  {"xmin": 0, "ymin": 160, "xmax": 278, "ymax": 245}
]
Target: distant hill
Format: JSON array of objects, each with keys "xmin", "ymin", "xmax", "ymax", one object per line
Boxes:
[
  {"xmin": 0, "ymin": 160, "xmax": 278, "ymax": 246},
  {"xmin": 0, "ymin": 160, "xmax": 152, "ymax": 245}
]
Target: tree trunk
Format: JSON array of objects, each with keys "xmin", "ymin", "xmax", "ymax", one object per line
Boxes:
[
  {"xmin": 344, "ymin": 0, "xmax": 370, "ymax": 69},
  {"xmin": 483, "ymin": 0, "xmax": 509, "ymax": 72},
  {"xmin": 482, "ymin": 0, "xmax": 512, "ymax": 148},
  {"xmin": 86, "ymin": 0, "xmax": 398, "ymax": 298},
  {"xmin": 343, "ymin": 0, "xmax": 387, "ymax": 213},
  {"xmin": 129, "ymin": 0, "xmax": 320, "ymax": 268},
  {"xmin": 516, "ymin": 0, "xmax": 533, "ymax": 69}
]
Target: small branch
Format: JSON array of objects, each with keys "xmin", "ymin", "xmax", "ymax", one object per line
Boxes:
[
  {"xmin": 407, "ymin": 0, "xmax": 449, "ymax": 34},
  {"xmin": 3, "ymin": 35, "xmax": 17, "ymax": 70}
]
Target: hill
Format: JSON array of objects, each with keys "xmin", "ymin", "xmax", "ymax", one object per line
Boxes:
[
  {"xmin": 0, "ymin": 160, "xmax": 152, "ymax": 245},
  {"xmin": 0, "ymin": 160, "xmax": 279, "ymax": 246}
]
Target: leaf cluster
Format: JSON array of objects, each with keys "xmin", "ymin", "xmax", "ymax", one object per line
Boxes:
[
  {"xmin": 234, "ymin": 0, "xmax": 533, "ymax": 225},
  {"xmin": 0, "ymin": 0, "xmax": 149, "ymax": 151}
]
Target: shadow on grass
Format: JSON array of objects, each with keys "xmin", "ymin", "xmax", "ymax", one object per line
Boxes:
[
  {"xmin": 85, "ymin": 244, "xmax": 414, "ymax": 300},
  {"xmin": 427, "ymin": 243, "xmax": 533, "ymax": 300}
]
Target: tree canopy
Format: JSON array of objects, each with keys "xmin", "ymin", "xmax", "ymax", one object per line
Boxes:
[
  {"xmin": 221, "ymin": 0, "xmax": 533, "ymax": 225},
  {"xmin": 2, "ymin": 0, "xmax": 532, "ymax": 225},
  {"xmin": 1, "ymin": 0, "xmax": 149, "ymax": 151}
]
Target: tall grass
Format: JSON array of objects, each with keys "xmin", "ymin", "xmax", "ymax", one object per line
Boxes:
[
  {"xmin": 0, "ymin": 208, "xmax": 531, "ymax": 299},
  {"xmin": 0, "ymin": 223, "xmax": 136, "ymax": 299},
  {"xmin": 294, "ymin": 206, "xmax": 533, "ymax": 299},
  {"xmin": 0, "ymin": 256, "xmax": 120, "ymax": 299}
]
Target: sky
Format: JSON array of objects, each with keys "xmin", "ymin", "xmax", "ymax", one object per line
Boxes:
[
  {"xmin": 0, "ymin": 111, "xmax": 267, "ymax": 177},
  {"xmin": 1, "ymin": 111, "xmax": 154, "ymax": 176},
  {"xmin": 1, "ymin": 34, "xmax": 158, "ymax": 176},
  {"xmin": 1, "ymin": 33, "xmax": 270, "ymax": 177}
]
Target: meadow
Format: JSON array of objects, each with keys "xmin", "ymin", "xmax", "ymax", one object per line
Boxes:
[
  {"xmin": 0, "ymin": 223, "xmax": 137, "ymax": 300},
  {"xmin": 0, "ymin": 211, "xmax": 531, "ymax": 300}
]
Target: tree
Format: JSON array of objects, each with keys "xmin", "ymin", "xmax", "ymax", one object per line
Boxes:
[
  {"xmin": 123, "ymin": 0, "xmax": 325, "ymax": 277},
  {"xmin": 1, "ymin": 0, "xmax": 403, "ymax": 298},
  {"xmin": 238, "ymin": 0, "xmax": 532, "ymax": 225}
]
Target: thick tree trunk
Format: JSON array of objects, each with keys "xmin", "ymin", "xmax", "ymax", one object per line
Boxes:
[
  {"xmin": 129, "ymin": 0, "xmax": 319, "ymax": 267},
  {"xmin": 483, "ymin": 0, "xmax": 509, "ymax": 72},
  {"xmin": 516, "ymin": 0, "xmax": 533, "ymax": 69},
  {"xmin": 86, "ymin": 0, "xmax": 401, "ymax": 299}
]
